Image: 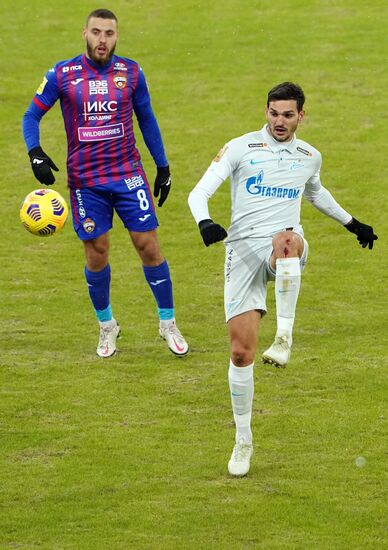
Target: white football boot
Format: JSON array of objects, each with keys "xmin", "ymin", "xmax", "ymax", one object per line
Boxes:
[
  {"xmin": 228, "ymin": 438, "xmax": 253, "ymax": 477},
  {"xmin": 159, "ymin": 321, "xmax": 189, "ymax": 356},
  {"xmin": 97, "ymin": 319, "xmax": 120, "ymax": 358},
  {"xmin": 262, "ymin": 335, "xmax": 291, "ymax": 368}
]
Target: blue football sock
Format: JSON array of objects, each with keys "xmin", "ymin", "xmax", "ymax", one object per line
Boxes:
[
  {"xmin": 84, "ymin": 264, "xmax": 113, "ymax": 321},
  {"xmin": 143, "ymin": 260, "xmax": 174, "ymax": 321}
]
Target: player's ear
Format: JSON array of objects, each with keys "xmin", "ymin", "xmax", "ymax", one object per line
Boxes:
[{"xmin": 298, "ymin": 110, "xmax": 305, "ymax": 123}]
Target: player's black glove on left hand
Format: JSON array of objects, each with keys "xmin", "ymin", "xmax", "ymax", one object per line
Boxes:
[
  {"xmin": 198, "ymin": 219, "xmax": 227, "ymax": 247},
  {"xmin": 28, "ymin": 146, "xmax": 59, "ymax": 185},
  {"xmin": 345, "ymin": 217, "xmax": 378, "ymax": 249},
  {"xmin": 154, "ymin": 165, "xmax": 171, "ymax": 207}
]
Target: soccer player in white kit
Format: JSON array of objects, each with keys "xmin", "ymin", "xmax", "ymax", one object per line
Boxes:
[{"xmin": 188, "ymin": 82, "xmax": 377, "ymax": 477}]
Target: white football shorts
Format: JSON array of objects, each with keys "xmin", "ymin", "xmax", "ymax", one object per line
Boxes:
[{"xmin": 224, "ymin": 234, "xmax": 309, "ymax": 321}]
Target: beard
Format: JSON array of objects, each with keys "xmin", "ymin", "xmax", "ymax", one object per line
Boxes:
[{"xmin": 86, "ymin": 39, "xmax": 116, "ymax": 65}]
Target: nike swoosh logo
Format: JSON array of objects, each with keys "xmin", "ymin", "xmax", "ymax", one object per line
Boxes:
[
  {"xmin": 139, "ymin": 214, "xmax": 151, "ymax": 221},
  {"xmin": 250, "ymin": 159, "xmax": 272, "ymax": 165},
  {"xmin": 150, "ymin": 279, "xmax": 167, "ymax": 286},
  {"xmin": 71, "ymin": 78, "xmax": 84, "ymax": 85},
  {"xmin": 231, "ymin": 392, "xmax": 245, "ymax": 397},
  {"xmin": 33, "ymin": 158, "xmax": 44, "ymax": 164},
  {"xmin": 172, "ymin": 337, "xmax": 185, "ymax": 352}
]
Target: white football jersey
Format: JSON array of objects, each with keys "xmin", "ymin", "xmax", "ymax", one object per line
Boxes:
[{"xmin": 189, "ymin": 125, "xmax": 351, "ymax": 241}]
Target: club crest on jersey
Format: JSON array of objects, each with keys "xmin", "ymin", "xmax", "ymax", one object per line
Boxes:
[
  {"xmin": 83, "ymin": 218, "xmax": 96, "ymax": 233},
  {"xmin": 113, "ymin": 73, "xmax": 127, "ymax": 89}
]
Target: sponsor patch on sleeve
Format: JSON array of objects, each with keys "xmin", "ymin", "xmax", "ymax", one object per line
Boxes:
[
  {"xmin": 36, "ymin": 77, "xmax": 48, "ymax": 95},
  {"xmin": 213, "ymin": 144, "xmax": 228, "ymax": 162},
  {"xmin": 297, "ymin": 146, "xmax": 312, "ymax": 156},
  {"xmin": 248, "ymin": 142, "xmax": 267, "ymax": 148}
]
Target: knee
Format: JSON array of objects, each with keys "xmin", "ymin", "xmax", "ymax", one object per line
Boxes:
[
  {"xmin": 137, "ymin": 238, "xmax": 156, "ymax": 256},
  {"xmin": 85, "ymin": 240, "xmax": 109, "ymax": 271},
  {"xmin": 135, "ymin": 237, "xmax": 164, "ymax": 265},
  {"xmin": 272, "ymin": 231, "xmax": 302, "ymax": 259},
  {"xmin": 231, "ymin": 343, "xmax": 255, "ymax": 367}
]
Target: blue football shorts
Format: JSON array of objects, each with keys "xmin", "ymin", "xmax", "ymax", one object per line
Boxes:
[{"xmin": 69, "ymin": 172, "xmax": 158, "ymax": 241}]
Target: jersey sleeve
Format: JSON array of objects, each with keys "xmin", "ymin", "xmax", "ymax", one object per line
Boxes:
[
  {"xmin": 133, "ymin": 67, "xmax": 168, "ymax": 167},
  {"xmin": 303, "ymin": 158, "xmax": 352, "ymax": 225},
  {"xmin": 188, "ymin": 143, "xmax": 233, "ymax": 224},
  {"xmin": 22, "ymin": 67, "xmax": 60, "ymax": 152}
]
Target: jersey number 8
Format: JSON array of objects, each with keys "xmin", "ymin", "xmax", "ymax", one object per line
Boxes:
[{"xmin": 137, "ymin": 189, "xmax": 149, "ymax": 211}]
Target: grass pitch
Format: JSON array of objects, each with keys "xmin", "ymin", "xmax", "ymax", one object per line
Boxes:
[{"xmin": 1, "ymin": 1, "xmax": 387, "ymax": 548}]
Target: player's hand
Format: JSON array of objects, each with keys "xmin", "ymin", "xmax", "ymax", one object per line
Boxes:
[
  {"xmin": 345, "ymin": 217, "xmax": 378, "ymax": 249},
  {"xmin": 198, "ymin": 219, "xmax": 227, "ymax": 247},
  {"xmin": 154, "ymin": 165, "xmax": 171, "ymax": 207},
  {"xmin": 28, "ymin": 146, "xmax": 59, "ymax": 185}
]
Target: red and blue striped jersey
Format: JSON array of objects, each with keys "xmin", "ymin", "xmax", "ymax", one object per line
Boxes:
[{"xmin": 23, "ymin": 54, "xmax": 168, "ymax": 188}]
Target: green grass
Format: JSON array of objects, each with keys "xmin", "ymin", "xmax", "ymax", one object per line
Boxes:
[{"xmin": 1, "ymin": 0, "xmax": 387, "ymax": 548}]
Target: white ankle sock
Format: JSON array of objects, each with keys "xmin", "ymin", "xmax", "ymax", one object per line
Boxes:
[
  {"xmin": 275, "ymin": 257, "xmax": 301, "ymax": 343},
  {"xmin": 228, "ymin": 361, "xmax": 254, "ymax": 444}
]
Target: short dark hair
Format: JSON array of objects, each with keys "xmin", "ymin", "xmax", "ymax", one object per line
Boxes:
[
  {"xmin": 86, "ymin": 9, "xmax": 118, "ymax": 25},
  {"xmin": 267, "ymin": 82, "xmax": 305, "ymax": 112}
]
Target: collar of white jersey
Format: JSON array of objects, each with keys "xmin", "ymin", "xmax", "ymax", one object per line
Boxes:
[{"xmin": 261, "ymin": 125, "xmax": 297, "ymax": 154}]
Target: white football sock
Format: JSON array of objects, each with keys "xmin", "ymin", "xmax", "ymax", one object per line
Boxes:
[
  {"xmin": 99, "ymin": 318, "xmax": 116, "ymax": 328},
  {"xmin": 228, "ymin": 361, "xmax": 254, "ymax": 444},
  {"xmin": 159, "ymin": 318, "xmax": 176, "ymax": 329},
  {"xmin": 275, "ymin": 257, "xmax": 301, "ymax": 344}
]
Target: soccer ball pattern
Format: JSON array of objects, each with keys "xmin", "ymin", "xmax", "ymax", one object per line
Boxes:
[{"xmin": 20, "ymin": 189, "xmax": 68, "ymax": 236}]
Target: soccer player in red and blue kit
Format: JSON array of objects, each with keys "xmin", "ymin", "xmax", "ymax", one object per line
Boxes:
[{"xmin": 22, "ymin": 8, "xmax": 189, "ymax": 358}]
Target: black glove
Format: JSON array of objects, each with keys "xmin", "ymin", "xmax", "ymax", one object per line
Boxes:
[
  {"xmin": 28, "ymin": 146, "xmax": 59, "ymax": 185},
  {"xmin": 154, "ymin": 165, "xmax": 171, "ymax": 207},
  {"xmin": 345, "ymin": 217, "xmax": 378, "ymax": 250},
  {"xmin": 198, "ymin": 219, "xmax": 227, "ymax": 247}
]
